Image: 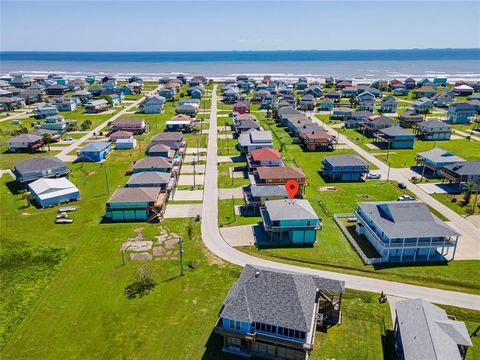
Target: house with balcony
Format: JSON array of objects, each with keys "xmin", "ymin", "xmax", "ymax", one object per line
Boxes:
[
  {"xmin": 394, "ymin": 298, "xmax": 472, "ymax": 360},
  {"xmin": 413, "ymin": 86, "xmax": 437, "ymax": 99},
  {"xmin": 215, "ymin": 265, "xmax": 344, "ymax": 360},
  {"xmin": 253, "ymin": 166, "xmax": 307, "ymax": 194},
  {"xmin": 142, "ymin": 95, "xmax": 165, "ymax": 114},
  {"xmin": 40, "ymin": 115, "xmax": 67, "ymax": 134},
  {"xmin": 362, "ymin": 116, "xmax": 395, "ymax": 136},
  {"xmin": 247, "ymin": 148, "xmax": 284, "ymax": 169},
  {"xmin": 357, "ymin": 92, "xmax": 375, "ymax": 111},
  {"xmin": 447, "ymin": 103, "xmax": 477, "ymax": 124},
  {"xmin": 260, "ymin": 199, "xmax": 321, "ymax": 245},
  {"xmin": 398, "ymin": 110, "xmax": 424, "ymax": 128},
  {"xmin": 415, "ymin": 148, "xmax": 465, "ymax": 177},
  {"xmin": 299, "ymin": 129, "xmax": 336, "ymax": 151},
  {"xmin": 319, "ymin": 98, "xmax": 334, "ymax": 111},
  {"xmin": 415, "ymin": 120, "xmax": 452, "ymax": 141},
  {"xmin": 110, "ymin": 118, "xmax": 147, "ymax": 135},
  {"xmin": 454, "ymin": 84, "xmax": 474, "ymax": 96},
  {"xmin": 7, "ymin": 134, "xmax": 43, "ymax": 153},
  {"xmin": 158, "ymin": 88, "xmax": 175, "ymax": 100},
  {"xmin": 244, "ymin": 185, "xmax": 289, "ymax": 211},
  {"xmin": 322, "ymin": 154, "xmax": 369, "ymax": 181},
  {"xmin": 77, "ymin": 142, "xmax": 112, "ymax": 162},
  {"xmin": 432, "ymin": 91, "xmax": 455, "ymax": 108},
  {"xmin": 150, "ymin": 132, "xmax": 185, "ymax": 151},
  {"xmin": 354, "ymin": 201, "xmax": 460, "ymax": 262},
  {"xmin": 380, "ymin": 96, "xmax": 397, "ymax": 113},
  {"xmin": 375, "ymin": 126, "xmax": 415, "ymax": 149},
  {"xmin": 413, "ymin": 97, "xmax": 434, "ymax": 113},
  {"xmin": 404, "ymin": 78, "xmax": 416, "ymax": 89},
  {"xmin": 441, "ymin": 161, "xmax": 480, "ymax": 188},
  {"xmin": 105, "ymin": 187, "xmax": 166, "ymax": 222},
  {"xmin": 84, "ymin": 99, "xmax": 110, "ymax": 113},
  {"xmin": 331, "ymin": 107, "xmax": 352, "ymax": 120},
  {"xmin": 34, "ymin": 103, "xmax": 58, "ymax": 119},
  {"xmin": 238, "ymin": 129, "xmax": 273, "ymax": 154}
]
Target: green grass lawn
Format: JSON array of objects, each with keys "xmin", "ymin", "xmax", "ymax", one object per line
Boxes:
[
  {"xmin": 217, "ymin": 137, "xmax": 239, "ymax": 156},
  {"xmin": 218, "ymin": 198, "xmax": 261, "ymax": 228},
  {"xmin": 217, "ymin": 162, "xmax": 249, "ymax": 189},
  {"xmin": 431, "ymin": 192, "xmax": 480, "ymax": 216},
  {"xmin": 234, "ymin": 110, "xmax": 480, "ymax": 295}
]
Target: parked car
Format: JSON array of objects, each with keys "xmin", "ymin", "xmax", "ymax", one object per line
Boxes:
[
  {"xmin": 398, "ymin": 195, "xmax": 416, "ymax": 201},
  {"xmin": 63, "ymin": 136, "xmax": 73, "ymax": 141},
  {"xmin": 398, "ymin": 183, "xmax": 407, "ymax": 189},
  {"xmin": 366, "ymin": 173, "xmax": 381, "ymax": 179}
]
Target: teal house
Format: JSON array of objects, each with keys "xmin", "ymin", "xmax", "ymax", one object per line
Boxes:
[
  {"xmin": 105, "ymin": 187, "xmax": 164, "ymax": 221},
  {"xmin": 319, "ymin": 98, "xmax": 334, "ymax": 111},
  {"xmin": 159, "ymin": 88, "xmax": 175, "ymax": 100},
  {"xmin": 34, "ymin": 103, "xmax": 58, "ymax": 119},
  {"xmin": 260, "ymin": 199, "xmax": 321, "ymax": 246},
  {"xmin": 447, "ymin": 103, "xmax": 477, "ymax": 124},
  {"xmin": 433, "ymin": 77, "xmax": 448, "ymax": 86},
  {"xmin": 376, "ymin": 126, "xmax": 415, "ymax": 149}
]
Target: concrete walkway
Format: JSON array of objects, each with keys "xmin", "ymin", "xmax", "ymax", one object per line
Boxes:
[
  {"xmin": 0, "ymin": 110, "xmax": 30, "ymax": 123},
  {"xmin": 312, "ymin": 116, "xmax": 480, "ymax": 260},
  {"xmin": 200, "ymin": 85, "xmax": 480, "ymax": 311},
  {"xmin": 453, "ymin": 128, "xmax": 480, "ymax": 141}
]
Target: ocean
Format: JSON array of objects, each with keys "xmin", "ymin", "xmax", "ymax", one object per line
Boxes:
[{"xmin": 1, "ymin": 49, "xmax": 479, "ymax": 82}]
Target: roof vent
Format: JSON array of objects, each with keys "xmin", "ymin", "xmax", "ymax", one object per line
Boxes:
[{"xmin": 255, "ymin": 271, "xmax": 260, "ymax": 278}]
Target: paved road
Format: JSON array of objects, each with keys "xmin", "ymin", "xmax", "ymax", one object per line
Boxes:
[
  {"xmin": 311, "ymin": 116, "xmax": 480, "ymax": 260},
  {"xmin": 0, "ymin": 110, "xmax": 31, "ymax": 123},
  {"xmin": 201, "ymin": 85, "xmax": 480, "ymax": 311},
  {"xmin": 56, "ymin": 86, "xmax": 161, "ymax": 161},
  {"xmin": 453, "ymin": 128, "xmax": 480, "ymax": 142}
]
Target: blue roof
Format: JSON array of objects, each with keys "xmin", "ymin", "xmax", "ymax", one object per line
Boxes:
[{"xmin": 80, "ymin": 142, "xmax": 111, "ymax": 152}]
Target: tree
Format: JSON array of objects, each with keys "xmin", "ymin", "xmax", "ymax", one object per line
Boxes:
[
  {"xmin": 42, "ymin": 133, "xmax": 53, "ymax": 151},
  {"xmin": 462, "ymin": 181, "xmax": 478, "ymax": 205},
  {"xmin": 21, "ymin": 190, "xmax": 33, "ymax": 207},
  {"xmin": 124, "ymin": 264, "xmax": 157, "ymax": 299},
  {"xmin": 80, "ymin": 120, "xmax": 92, "ymax": 131},
  {"xmin": 99, "ymin": 95, "xmax": 113, "ymax": 107}
]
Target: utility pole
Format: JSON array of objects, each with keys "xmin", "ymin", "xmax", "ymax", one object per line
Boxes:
[
  {"xmin": 104, "ymin": 165, "xmax": 110, "ymax": 194},
  {"xmin": 179, "ymin": 238, "xmax": 184, "ymax": 276},
  {"xmin": 386, "ymin": 161, "xmax": 391, "ymax": 183},
  {"xmin": 192, "ymin": 159, "xmax": 196, "ymax": 188},
  {"xmin": 232, "ymin": 195, "xmax": 236, "ymax": 222}
]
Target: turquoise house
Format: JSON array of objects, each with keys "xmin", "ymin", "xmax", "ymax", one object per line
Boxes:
[
  {"xmin": 34, "ymin": 103, "xmax": 58, "ymax": 119},
  {"xmin": 393, "ymin": 87, "xmax": 409, "ymax": 96},
  {"xmin": 319, "ymin": 98, "xmax": 334, "ymax": 111},
  {"xmin": 260, "ymin": 199, "xmax": 321, "ymax": 246},
  {"xmin": 433, "ymin": 78, "xmax": 448, "ymax": 87},
  {"xmin": 159, "ymin": 88, "xmax": 175, "ymax": 100},
  {"xmin": 377, "ymin": 126, "xmax": 415, "ymax": 149},
  {"xmin": 105, "ymin": 187, "xmax": 163, "ymax": 221},
  {"xmin": 41, "ymin": 115, "xmax": 67, "ymax": 134}
]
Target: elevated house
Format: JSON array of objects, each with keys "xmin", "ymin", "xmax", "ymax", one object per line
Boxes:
[
  {"xmin": 238, "ymin": 130, "xmax": 273, "ymax": 154},
  {"xmin": 245, "ymin": 185, "xmax": 289, "ymax": 211},
  {"xmin": 398, "ymin": 110, "xmax": 424, "ymax": 128},
  {"xmin": 415, "ymin": 120, "xmax": 452, "ymax": 141},
  {"xmin": 260, "ymin": 200, "xmax": 321, "ymax": 245},
  {"xmin": 46, "ymin": 84, "xmax": 68, "ymax": 96},
  {"xmin": 0, "ymin": 96, "xmax": 25, "ymax": 111},
  {"xmin": 116, "ymin": 138, "xmax": 137, "ymax": 150},
  {"xmin": 77, "ymin": 142, "xmax": 112, "ymax": 162},
  {"xmin": 132, "ymin": 157, "xmax": 173, "ymax": 174},
  {"xmin": 150, "ymin": 132, "xmax": 185, "ymax": 150},
  {"xmin": 413, "ymin": 86, "xmax": 437, "ymax": 99},
  {"xmin": 394, "ymin": 298, "xmax": 472, "ymax": 360},
  {"xmin": 331, "ymin": 107, "xmax": 352, "ymax": 120},
  {"xmin": 175, "ymin": 104, "xmax": 198, "ymax": 117},
  {"xmin": 356, "ymin": 92, "xmax": 375, "ymax": 111},
  {"xmin": 362, "ymin": 116, "xmax": 395, "ymax": 136},
  {"xmin": 415, "ymin": 148, "xmax": 465, "ymax": 177},
  {"xmin": 105, "ymin": 187, "xmax": 166, "ymax": 222},
  {"xmin": 28, "ymin": 178, "xmax": 80, "ymax": 208},
  {"xmin": 325, "ymin": 91, "xmax": 341, "ymax": 101},
  {"xmin": 303, "ymin": 85, "xmax": 323, "ymax": 98},
  {"xmin": 380, "ymin": 96, "xmax": 397, "ymax": 113},
  {"xmin": 298, "ymin": 95, "xmax": 316, "ymax": 110},
  {"xmin": 447, "ymin": 103, "xmax": 477, "ymax": 124},
  {"xmin": 413, "ymin": 97, "xmax": 434, "ymax": 114},
  {"xmin": 235, "ymin": 118, "xmax": 261, "ymax": 134},
  {"xmin": 393, "ymin": 87, "xmax": 409, "ymax": 96},
  {"xmin": 433, "ymin": 77, "xmax": 448, "ymax": 86},
  {"xmin": 223, "ymin": 88, "xmax": 240, "ymax": 103},
  {"xmin": 10, "ymin": 75, "xmax": 33, "ymax": 88},
  {"xmin": 375, "ymin": 126, "xmax": 415, "ymax": 149},
  {"xmin": 233, "ymin": 102, "xmax": 250, "ymax": 114},
  {"xmin": 251, "ymin": 90, "xmax": 269, "ymax": 103},
  {"xmin": 319, "ymin": 98, "xmax": 334, "ymax": 111},
  {"xmin": 53, "ymin": 97, "xmax": 77, "ymax": 112},
  {"xmin": 158, "ymin": 88, "xmax": 175, "ymax": 100},
  {"xmin": 109, "ymin": 130, "xmax": 133, "ymax": 142},
  {"xmin": 432, "ymin": 91, "xmax": 455, "ymax": 108},
  {"xmin": 127, "ymin": 171, "xmax": 171, "ymax": 190},
  {"xmin": 146, "ymin": 144, "xmax": 175, "ymax": 158},
  {"xmin": 355, "ymin": 201, "xmax": 460, "ymax": 262},
  {"xmin": 166, "ymin": 114, "xmax": 194, "ymax": 132},
  {"xmin": 13, "ymin": 156, "xmax": 70, "ymax": 186},
  {"xmin": 142, "ymin": 96, "xmax": 165, "ymax": 114},
  {"xmin": 253, "ymin": 166, "xmax": 307, "ymax": 195},
  {"xmin": 299, "ymin": 129, "xmax": 336, "ymax": 151},
  {"xmin": 454, "ymin": 84, "xmax": 474, "ymax": 96},
  {"xmin": 7, "ymin": 134, "xmax": 43, "ymax": 153},
  {"xmin": 40, "ymin": 115, "xmax": 67, "ymax": 134},
  {"xmin": 404, "ymin": 78, "xmax": 416, "ymax": 89},
  {"xmin": 261, "ymin": 94, "xmax": 278, "ymax": 109},
  {"xmin": 84, "ymin": 99, "xmax": 110, "ymax": 113},
  {"xmin": 110, "ymin": 118, "xmax": 147, "ymax": 135},
  {"xmin": 247, "ymin": 148, "xmax": 284, "ymax": 169},
  {"xmin": 19, "ymin": 89, "xmax": 44, "ymax": 104},
  {"xmin": 441, "ymin": 161, "xmax": 480, "ymax": 188},
  {"xmin": 34, "ymin": 103, "xmax": 58, "ymax": 119},
  {"xmin": 214, "ymin": 265, "xmax": 344, "ymax": 360},
  {"xmin": 322, "ymin": 154, "xmax": 369, "ymax": 181}
]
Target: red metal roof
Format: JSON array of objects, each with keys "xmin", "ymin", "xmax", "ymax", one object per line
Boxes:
[{"xmin": 250, "ymin": 148, "xmax": 282, "ymax": 161}]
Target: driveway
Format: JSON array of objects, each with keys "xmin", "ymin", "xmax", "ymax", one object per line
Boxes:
[
  {"xmin": 164, "ymin": 203, "xmax": 202, "ymax": 218},
  {"xmin": 171, "ymin": 190, "xmax": 203, "ymax": 201},
  {"xmin": 219, "ymin": 187, "xmax": 244, "ymax": 200},
  {"xmin": 177, "ymin": 174, "xmax": 205, "ymax": 186},
  {"xmin": 417, "ymin": 182, "xmax": 460, "ymax": 194},
  {"xmin": 220, "ymin": 225, "xmax": 256, "ymax": 247}
]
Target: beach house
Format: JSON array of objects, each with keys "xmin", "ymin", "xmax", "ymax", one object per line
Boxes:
[
  {"xmin": 415, "ymin": 120, "xmax": 452, "ymax": 141},
  {"xmin": 404, "ymin": 78, "xmax": 416, "ymax": 89},
  {"xmin": 116, "ymin": 138, "xmax": 137, "ymax": 150},
  {"xmin": 415, "ymin": 148, "xmax": 465, "ymax": 177},
  {"xmin": 454, "ymin": 84, "xmax": 474, "ymax": 96},
  {"xmin": 142, "ymin": 95, "xmax": 165, "ymax": 114},
  {"xmin": 362, "ymin": 116, "xmax": 395, "ymax": 136},
  {"xmin": 238, "ymin": 129, "xmax": 273, "ymax": 154},
  {"xmin": 376, "ymin": 126, "xmax": 415, "ymax": 149},
  {"xmin": 28, "ymin": 178, "xmax": 80, "ymax": 208},
  {"xmin": 394, "ymin": 298, "xmax": 472, "ymax": 360},
  {"xmin": 413, "ymin": 86, "xmax": 437, "ymax": 98},
  {"xmin": 380, "ymin": 96, "xmax": 397, "ymax": 113},
  {"xmin": 105, "ymin": 187, "xmax": 166, "ymax": 222},
  {"xmin": 110, "ymin": 118, "xmax": 147, "ymax": 134},
  {"xmin": 84, "ymin": 99, "xmax": 110, "ymax": 113},
  {"xmin": 127, "ymin": 172, "xmax": 171, "ymax": 189},
  {"xmin": 319, "ymin": 98, "xmax": 334, "ymax": 111},
  {"xmin": 357, "ymin": 92, "xmax": 375, "ymax": 111},
  {"xmin": 150, "ymin": 132, "xmax": 185, "ymax": 150},
  {"xmin": 146, "ymin": 144, "xmax": 175, "ymax": 158},
  {"xmin": 34, "ymin": 103, "xmax": 58, "ymax": 118},
  {"xmin": 299, "ymin": 129, "xmax": 336, "ymax": 151},
  {"xmin": 7, "ymin": 134, "xmax": 43, "ymax": 153},
  {"xmin": 247, "ymin": 148, "xmax": 284, "ymax": 169},
  {"xmin": 331, "ymin": 107, "xmax": 352, "ymax": 120},
  {"xmin": 253, "ymin": 166, "xmax": 307, "ymax": 194},
  {"xmin": 77, "ymin": 142, "xmax": 112, "ymax": 162},
  {"xmin": 40, "ymin": 115, "xmax": 67, "ymax": 134},
  {"xmin": 398, "ymin": 110, "xmax": 424, "ymax": 128},
  {"xmin": 132, "ymin": 157, "xmax": 173, "ymax": 174},
  {"xmin": 441, "ymin": 161, "xmax": 480, "ymax": 188},
  {"xmin": 158, "ymin": 88, "xmax": 175, "ymax": 100},
  {"xmin": 432, "ymin": 91, "xmax": 455, "ymax": 108},
  {"xmin": 355, "ymin": 201, "xmax": 459, "ymax": 262},
  {"xmin": 260, "ymin": 199, "xmax": 321, "ymax": 245},
  {"xmin": 214, "ymin": 265, "xmax": 344, "ymax": 360},
  {"xmin": 322, "ymin": 154, "xmax": 369, "ymax": 181},
  {"xmin": 13, "ymin": 156, "xmax": 70, "ymax": 186},
  {"xmin": 298, "ymin": 95, "xmax": 316, "ymax": 110},
  {"xmin": 447, "ymin": 103, "xmax": 477, "ymax": 124},
  {"xmin": 413, "ymin": 97, "xmax": 434, "ymax": 113}
]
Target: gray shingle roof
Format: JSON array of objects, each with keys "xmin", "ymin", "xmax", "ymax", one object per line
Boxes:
[
  {"xmin": 443, "ymin": 161, "xmax": 480, "ymax": 176},
  {"xmin": 417, "ymin": 148, "xmax": 465, "ymax": 164},
  {"xmin": 80, "ymin": 142, "xmax": 110, "ymax": 152},
  {"xmin": 133, "ymin": 157, "xmax": 172, "ymax": 170},
  {"xmin": 108, "ymin": 187, "xmax": 160, "ymax": 203},
  {"xmin": 14, "ymin": 156, "xmax": 67, "ymax": 174},
  {"xmin": 220, "ymin": 265, "xmax": 344, "ymax": 331},
  {"xmin": 323, "ymin": 154, "xmax": 368, "ymax": 167},
  {"xmin": 264, "ymin": 199, "xmax": 318, "ymax": 221},
  {"xmin": 250, "ymin": 185, "xmax": 288, "ymax": 198},
  {"xmin": 357, "ymin": 201, "xmax": 459, "ymax": 238},
  {"xmin": 127, "ymin": 171, "xmax": 170, "ymax": 186},
  {"xmin": 396, "ymin": 298, "xmax": 472, "ymax": 360},
  {"xmin": 379, "ymin": 126, "xmax": 414, "ymax": 137}
]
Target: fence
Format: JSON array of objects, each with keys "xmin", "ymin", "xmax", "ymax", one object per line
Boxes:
[{"xmin": 333, "ymin": 213, "xmax": 384, "ymax": 265}]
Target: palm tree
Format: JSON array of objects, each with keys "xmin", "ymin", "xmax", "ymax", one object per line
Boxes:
[
  {"xmin": 42, "ymin": 133, "xmax": 53, "ymax": 151},
  {"xmin": 21, "ymin": 190, "xmax": 33, "ymax": 207},
  {"xmin": 462, "ymin": 181, "xmax": 478, "ymax": 205}
]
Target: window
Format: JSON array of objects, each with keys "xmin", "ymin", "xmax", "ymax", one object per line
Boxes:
[
  {"xmin": 283, "ymin": 328, "xmax": 288, "ymax": 336},
  {"xmin": 294, "ymin": 330, "xmax": 300, "ymax": 339},
  {"xmin": 266, "ymin": 324, "xmax": 271, "ymax": 333},
  {"xmin": 235, "ymin": 321, "xmax": 240, "ymax": 330},
  {"xmin": 300, "ymin": 332, "xmax": 306, "ymax": 340},
  {"xmin": 306, "ymin": 220, "xmax": 311, "ymax": 226},
  {"xmin": 261, "ymin": 323, "xmax": 266, "ymax": 331},
  {"xmin": 278, "ymin": 326, "xmax": 283, "ymax": 335},
  {"xmin": 272, "ymin": 326, "xmax": 277, "ymax": 334},
  {"xmin": 229, "ymin": 320, "xmax": 235, "ymax": 329},
  {"xmin": 289, "ymin": 329, "xmax": 294, "ymax": 337}
]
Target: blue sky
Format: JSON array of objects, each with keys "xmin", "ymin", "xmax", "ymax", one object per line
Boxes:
[{"xmin": 1, "ymin": 1, "xmax": 479, "ymax": 51}]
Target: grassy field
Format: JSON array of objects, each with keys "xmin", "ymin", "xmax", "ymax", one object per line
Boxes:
[
  {"xmin": 217, "ymin": 162, "xmax": 249, "ymax": 189},
  {"xmin": 235, "ymin": 110, "xmax": 480, "ymax": 295},
  {"xmin": 431, "ymin": 192, "xmax": 480, "ymax": 216},
  {"xmin": 218, "ymin": 198, "xmax": 261, "ymax": 228}
]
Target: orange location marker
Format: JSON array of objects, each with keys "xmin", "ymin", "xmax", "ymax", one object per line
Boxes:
[{"xmin": 285, "ymin": 180, "xmax": 299, "ymax": 200}]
